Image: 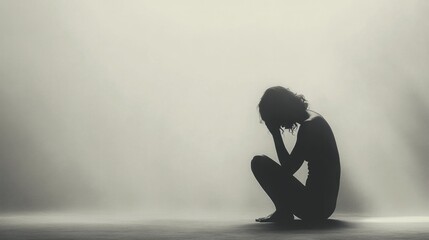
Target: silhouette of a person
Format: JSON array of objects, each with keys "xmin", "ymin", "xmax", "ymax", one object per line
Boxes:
[{"xmin": 252, "ymin": 86, "xmax": 341, "ymax": 223}]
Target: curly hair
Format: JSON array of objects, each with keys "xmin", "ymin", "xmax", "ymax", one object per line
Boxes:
[{"xmin": 257, "ymin": 86, "xmax": 308, "ymax": 134}]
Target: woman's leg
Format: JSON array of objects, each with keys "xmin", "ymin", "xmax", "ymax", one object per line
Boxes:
[{"xmin": 251, "ymin": 155, "xmax": 307, "ymax": 221}]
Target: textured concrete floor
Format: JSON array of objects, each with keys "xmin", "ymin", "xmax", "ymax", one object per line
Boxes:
[{"xmin": 0, "ymin": 214, "xmax": 428, "ymax": 240}]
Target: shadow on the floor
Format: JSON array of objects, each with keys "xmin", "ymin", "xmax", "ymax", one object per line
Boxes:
[{"xmin": 233, "ymin": 219, "xmax": 353, "ymax": 233}]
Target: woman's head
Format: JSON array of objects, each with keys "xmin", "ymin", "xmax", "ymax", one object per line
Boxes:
[{"xmin": 258, "ymin": 86, "xmax": 309, "ymax": 133}]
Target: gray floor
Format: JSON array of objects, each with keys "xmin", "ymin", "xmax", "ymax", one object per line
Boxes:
[{"xmin": 0, "ymin": 214, "xmax": 428, "ymax": 240}]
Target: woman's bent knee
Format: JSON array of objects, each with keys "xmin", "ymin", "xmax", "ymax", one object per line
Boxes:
[{"xmin": 251, "ymin": 155, "xmax": 276, "ymax": 173}]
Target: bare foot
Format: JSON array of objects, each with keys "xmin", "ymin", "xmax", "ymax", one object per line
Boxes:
[{"xmin": 255, "ymin": 211, "xmax": 294, "ymax": 223}]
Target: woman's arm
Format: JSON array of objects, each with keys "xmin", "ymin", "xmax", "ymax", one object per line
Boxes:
[
  {"xmin": 271, "ymin": 131, "xmax": 290, "ymax": 167},
  {"xmin": 267, "ymin": 123, "xmax": 306, "ymax": 174}
]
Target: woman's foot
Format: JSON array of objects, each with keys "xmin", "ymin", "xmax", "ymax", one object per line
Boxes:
[{"xmin": 255, "ymin": 211, "xmax": 294, "ymax": 223}]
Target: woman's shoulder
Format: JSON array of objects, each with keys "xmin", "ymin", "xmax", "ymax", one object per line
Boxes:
[
  {"xmin": 303, "ymin": 110, "xmax": 325, "ymax": 125},
  {"xmin": 299, "ymin": 110, "xmax": 328, "ymax": 134}
]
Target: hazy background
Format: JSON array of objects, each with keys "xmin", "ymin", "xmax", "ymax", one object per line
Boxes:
[{"xmin": 0, "ymin": 0, "xmax": 428, "ymax": 218}]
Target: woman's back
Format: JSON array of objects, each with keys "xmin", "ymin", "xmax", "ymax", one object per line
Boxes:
[{"xmin": 299, "ymin": 112, "xmax": 341, "ymax": 215}]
